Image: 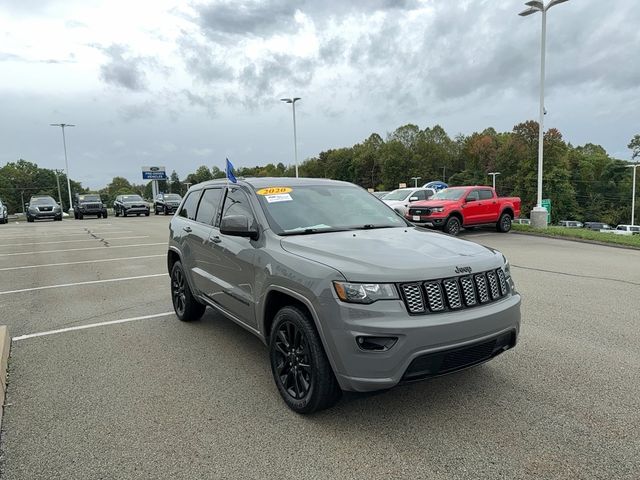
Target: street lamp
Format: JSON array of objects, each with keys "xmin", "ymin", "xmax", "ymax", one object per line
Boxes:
[
  {"xmin": 411, "ymin": 176, "xmax": 422, "ymax": 188},
  {"xmin": 519, "ymin": 0, "xmax": 569, "ymax": 228},
  {"xmin": 488, "ymin": 172, "xmax": 501, "ymax": 190},
  {"xmin": 50, "ymin": 123, "xmax": 75, "ymax": 213},
  {"xmin": 627, "ymin": 163, "xmax": 639, "ymax": 226},
  {"xmin": 280, "ymin": 97, "xmax": 301, "ymax": 178}
]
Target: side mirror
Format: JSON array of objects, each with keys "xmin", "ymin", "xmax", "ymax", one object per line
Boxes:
[
  {"xmin": 220, "ymin": 215, "xmax": 259, "ymax": 240},
  {"xmin": 409, "ymin": 196, "xmax": 418, "ymax": 202}
]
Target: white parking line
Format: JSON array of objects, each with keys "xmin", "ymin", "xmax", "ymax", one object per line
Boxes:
[
  {"xmin": 0, "ymin": 236, "xmax": 149, "ymax": 247},
  {"xmin": 0, "ymin": 273, "xmax": 168, "ymax": 295},
  {"xmin": 0, "ymin": 242, "xmax": 166, "ymax": 257},
  {"xmin": 0, "ymin": 230, "xmax": 133, "ymax": 240},
  {"xmin": 0, "ymin": 254, "xmax": 165, "ymax": 272},
  {"xmin": 12, "ymin": 311, "xmax": 175, "ymax": 342}
]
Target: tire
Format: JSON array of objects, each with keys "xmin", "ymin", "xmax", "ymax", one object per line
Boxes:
[
  {"xmin": 444, "ymin": 216, "xmax": 461, "ymax": 236},
  {"xmin": 115, "ymin": 208, "xmax": 120, "ymax": 217},
  {"xmin": 497, "ymin": 213, "xmax": 512, "ymax": 233},
  {"xmin": 170, "ymin": 261, "xmax": 205, "ymax": 321},
  {"xmin": 78, "ymin": 212, "xmax": 83, "ymax": 220},
  {"xmin": 103, "ymin": 212, "xmax": 108, "ymax": 219},
  {"xmin": 74, "ymin": 211, "xmax": 78, "ymax": 220},
  {"xmin": 122, "ymin": 210, "xmax": 127, "ymax": 217},
  {"xmin": 145, "ymin": 211, "xmax": 150, "ymax": 217},
  {"xmin": 55, "ymin": 216, "xmax": 62, "ymax": 221},
  {"xmin": 269, "ymin": 306, "xmax": 341, "ymax": 414},
  {"xmin": 164, "ymin": 207, "xmax": 169, "ymax": 216}
]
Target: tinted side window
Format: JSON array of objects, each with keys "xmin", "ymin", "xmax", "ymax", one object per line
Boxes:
[
  {"xmin": 467, "ymin": 190, "xmax": 480, "ymax": 202},
  {"xmin": 179, "ymin": 191, "xmax": 202, "ymax": 220},
  {"xmin": 195, "ymin": 188, "xmax": 223, "ymax": 225},
  {"xmin": 414, "ymin": 190, "xmax": 427, "ymax": 200},
  {"xmin": 221, "ymin": 188, "xmax": 255, "ymax": 222},
  {"xmin": 478, "ymin": 190, "xmax": 493, "ymax": 200}
]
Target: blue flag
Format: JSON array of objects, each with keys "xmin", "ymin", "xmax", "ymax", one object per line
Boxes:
[{"xmin": 226, "ymin": 158, "xmax": 237, "ymax": 183}]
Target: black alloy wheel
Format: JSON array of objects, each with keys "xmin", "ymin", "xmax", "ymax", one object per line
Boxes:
[
  {"xmin": 444, "ymin": 216, "xmax": 461, "ymax": 236},
  {"xmin": 273, "ymin": 321, "xmax": 313, "ymax": 401},
  {"xmin": 122, "ymin": 208, "xmax": 127, "ymax": 217},
  {"xmin": 164, "ymin": 206, "xmax": 170, "ymax": 215},
  {"xmin": 269, "ymin": 307, "xmax": 341, "ymax": 413},
  {"xmin": 497, "ymin": 213, "xmax": 512, "ymax": 233},
  {"xmin": 170, "ymin": 261, "xmax": 205, "ymax": 321}
]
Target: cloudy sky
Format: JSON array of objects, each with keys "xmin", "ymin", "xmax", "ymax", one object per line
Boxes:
[{"xmin": 1, "ymin": 0, "xmax": 638, "ymax": 189}]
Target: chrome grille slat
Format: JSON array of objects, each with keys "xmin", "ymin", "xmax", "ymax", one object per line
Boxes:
[
  {"xmin": 496, "ymin": 269, "xmax": 508, "ymax": 295},
  {"xmin": 424, "ymin": 282, "xmax": 445, "ymax": 312},
  {"xmin": 442, "ymin": 279, "xmax": 462, "ymax": 309},
  {"xmin": 486, "ymin": 271, "xmax": 500, "ymax": 300},
  {"xmin": 401, "ymin": 284, "xmax": 425, "ymax": 313},
  {"xmin": 474, "ymin": 274, "xmax": 490, "ymax": 303},
  {"xmin": 460, "ymin": 276, "xmax": 477, "ymax": 306}
]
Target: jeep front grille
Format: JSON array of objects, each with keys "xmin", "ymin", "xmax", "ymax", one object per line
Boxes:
[{"xmin": 400, "ymin": 268, "xmax": 509, "ymax": 315}]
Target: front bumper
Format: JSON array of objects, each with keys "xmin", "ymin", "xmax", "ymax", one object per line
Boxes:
[
  {"xmin": 122, "ymin": 206, "xmax": 149, "ymax": 213},
  {"xmin": 406, "ymin": 213, "xmax": 447, "ymax": 228},
  {"xmin": 318, "ymin": 292, "xmax": 521, "ymax": 392},
  {"xmin": 30, "ymin": 210, "xmax": 61, "ymax": 219},
  {"xmin": 160, "ymin": 204, "xmax": 179, "ymax": 212}
]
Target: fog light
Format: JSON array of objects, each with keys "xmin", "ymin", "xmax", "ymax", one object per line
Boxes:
[{"xmin": 356, "ymin": 336, "xmax": 398, "ymax": 352}]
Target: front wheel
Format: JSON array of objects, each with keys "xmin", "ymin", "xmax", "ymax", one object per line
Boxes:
[
  {"xmin": 170, "ymin": 261, "xmax": 205, "ymax": 321},
  {"xmin": 269, "ymin": 306, "xmax": 341, "ymax": 414},
  {"xmin": 444, "ymin": 216, "xmax": 461, "ymax": 236},
  {"xmin": 497, "ymin": 213, "xmax": 512, "ymax": 233},
  {"xmin": 164, "ymin": 207, "xmax": 169, "ymax": 216}
]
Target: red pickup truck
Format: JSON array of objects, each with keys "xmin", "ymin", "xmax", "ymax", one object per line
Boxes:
[{"xmin": 405, "ymin": 186, "xmax": 521, "ymax": 236}]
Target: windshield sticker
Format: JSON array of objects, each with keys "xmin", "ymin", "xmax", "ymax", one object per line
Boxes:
[
  {"xmin": 256, "ymin": 187, "xmax": 292, "ymax": 195},
  {"xmin": 265, "ymin": 193, "xmax": 293, "ymax": 203}
]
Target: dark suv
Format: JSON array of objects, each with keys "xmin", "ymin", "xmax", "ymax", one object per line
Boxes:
[
  {"xmin": 73, "ymin": 193, "xmax": 108, "ymax": 219},
  {"xmin": 167, "ymin": 178, "xmax": 520, "ymax": 413},
  {"xmin": 114, "ymin": 194, "xmax": 150, "ymax": 217},
  {"xmin": 154, "ymin": 193, "xmax": 182, "ymax": 215},
  {"xmin": 26, "ymin": 196, "xmax": 62, "ymax": 222}
]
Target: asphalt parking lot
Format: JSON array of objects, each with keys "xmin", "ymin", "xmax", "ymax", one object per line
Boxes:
[{"xmin": 0, "ymin": 216, "xmax": 638, "ymax": 479}]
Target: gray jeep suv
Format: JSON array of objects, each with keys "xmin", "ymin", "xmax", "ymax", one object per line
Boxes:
[{"xmin": 167, "ymin": 178, "xmax": 521, "ymax": 413}]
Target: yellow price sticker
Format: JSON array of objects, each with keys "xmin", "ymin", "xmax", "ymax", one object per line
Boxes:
[{"xmin": 256, "ymin": 187, "xmax": 292, "ymax": 195}]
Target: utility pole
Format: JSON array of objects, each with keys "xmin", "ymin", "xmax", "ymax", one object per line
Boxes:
[
  {"xmin": 55, "ymin": 169, "xmax": 63, "ymax": 206},
  {"xmin": 488, "ymin": 172, "xmax": 501, "ymax": 190},
  {"xmin": 50, "ymin": 123, "xmax": 76, "ymax": 213},
  {"xmin": 280, "ymin": 97, "xmax": 301, "ymax": 178},
  {"xmin": 411, "ymin": 176, "xmax": 422, "ymax": 188},
  {"xmin": 627, "ymin": 163, "xmax": 638, "ymax": 226}
]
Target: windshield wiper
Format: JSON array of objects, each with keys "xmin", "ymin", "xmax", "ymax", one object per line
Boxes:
[
  {"xmin": 281, "ymin": 227, "xmax": 353, "ymax": 236},
  {"xmin": 351, "ymin": 224, "xmax": 399, "ymax": 230}
]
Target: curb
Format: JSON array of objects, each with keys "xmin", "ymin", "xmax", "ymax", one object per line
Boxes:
[
  {"xmin": 510, "ymin": 230, "xmax": 640, "ymax": 251},
  {"xmin": 0, "ymin": 325, "xmax": 9, "ymax": 431}
]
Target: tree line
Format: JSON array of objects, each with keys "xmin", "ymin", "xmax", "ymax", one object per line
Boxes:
[{"xmin": 1, "ymin": 122, "xmax": 638, "ymax": 225}]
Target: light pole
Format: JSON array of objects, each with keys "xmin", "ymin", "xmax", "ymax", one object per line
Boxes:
[
  {"xmin": 488, "ymin": 172, "xmax": 501, "ymax": 190},
  {"xmin": 411, "ymin": 176, "xmax": 422, "ymax": 188},
  {"xmin": 519, "ymin": 0, "xmax": 569, "ymax": 228},
  {"xmin": 54, "ymin": 169, "xmax": 63, "ymax": 206},
  {"xmin": 280, "ymin": 97, "xmax": 301, "ymax": 178},
  {"xmin": 627, "ymin": 163, "xmax": 639, "ymax": 226},
  {"xmin": 50, "ymin": 123, "xmax": 75, "ymax": 213}
]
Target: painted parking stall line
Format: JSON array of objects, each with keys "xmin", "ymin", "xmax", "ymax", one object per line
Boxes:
[
  {"xmin": 0, "ymin": 273, "xmax": 168, "ymax": 296},
  {"xmin": 0, "ymin": 254, "xmax": 165, "ymax": 272},
  {"xmin": 12, "ymin": 311, "xmax": 175, "ymax": 342},
  {"xmin": 0, "ymin": 236, "xmax": 149, "ymax": 247},
  {"xmin": 0, "ymin": 231, "xmax": 134, "ymax": 240},
  {"xmin": 0, "ymin": 242, "xmax": 166, "ymax": 257}
]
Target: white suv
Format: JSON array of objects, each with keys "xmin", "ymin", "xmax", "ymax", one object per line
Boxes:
[
  {"xmin": 382, "ymin": 188, "xmax": 435, "ymax": 215},
  {"xmin": 613, "ymin": 224, "xmax": 640, "ymax": 235}
]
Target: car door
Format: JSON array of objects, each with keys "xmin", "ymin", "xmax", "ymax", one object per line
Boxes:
[
  {"xmin": 174, "ymin": 189, "xmax": 204, "ymax": 288},
  {"xmin": 203, "ymin": 186, "xmax": 258, "ymax": 328},
  {"xmin": 478, "ymin": 189, "xmax": 498, "ymax": 223},
  {"xmin": 463, "ymin": 190, "xmax": 482, "ymax": 224}
]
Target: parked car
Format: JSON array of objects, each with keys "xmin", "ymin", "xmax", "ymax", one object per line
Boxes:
[
  {"xmin": 113, "ymin": 194, "xmax": 150, "ymax": 217},
  {"xmin": 371, "ymin": 191, "xmax": 389, "ymax": 199},
  {"xmin": 583, "ymin": 221, "xmax": 612, "ymax": 231},
  {"xmin": 406, "ymin": 186, "xmax": 521, "ymax": 236},
  {"xmin": 154, "ymin": 193, "xmax": 182, "ymax": 215},
  {"xmin": 421, "ymin": 181, "xmax": 448, "ymax": 191},
  {"xmin": 73, "ymin": 193, "xmax": 107, "ymax": 219},
  {"xmin": 612, "ymin": 224, "xmax": 640, "ymax": 235},
  {"xmin": 512, "ymin": 218, "xmax": 531, "ymax": 225},
  {"xmin": 558, "ymin": 220, "xmax": 583, "ymax": 228},
  {"xmin": 383, "ymin": 187, "xmax": 435, "ymax": 214},
  {"xmin": 26, "ymin": 195, "xmax": 62, "ymax": 222},
  {"xmin": 0, "ymin": 198, "xmax": 7, "ymax": 224},
  {"xmin": 167, "ymin": 178, "xmax": 521, "ymax": 413}
]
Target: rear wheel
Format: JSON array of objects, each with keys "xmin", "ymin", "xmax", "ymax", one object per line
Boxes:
[
  {"xmin": 269, "ymin": 306, "xmax": 341, "ymax": 414},
  {"xmin": 78, "ymin": 212, "xmax": 83, "ymax": 220},
  {"xmin": 103, "ymin": 211, "xmax": 108, "ymax": 219},
  {"xmin": 170, "ymin": 261, "xmax": 205, "ymax": 321},
  {"xmin": 145, "ymin": 211, "xmax": 150, "ymax": 216},
  {"xmin": 497, "ymin": 213, "xmax": 512, "ymax": 233},
  {"xmin": 444, "ymin": 216, "xmax": 461, "ymax": 236}
]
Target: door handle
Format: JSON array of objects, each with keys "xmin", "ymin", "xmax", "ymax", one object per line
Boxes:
[
  {"xmin": 183, "ymin": 226, "xmax": 192, "ymax": 233},
  {"xmin": 209, "ymin": 235, "xmax": 222, "ymax": 244}
]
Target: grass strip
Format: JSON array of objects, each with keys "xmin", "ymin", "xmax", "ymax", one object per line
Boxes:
[{"xmin": 511, "ymin": 224, "xmax": 640, "ymax": 249}]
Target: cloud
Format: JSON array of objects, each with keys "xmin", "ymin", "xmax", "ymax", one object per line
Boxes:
[
  {"xmin": 119, "ymin": 101, "xmax": 158, "ymax": 121},
  {"xmin": 95, "ymin": 44, "xmax": 162, "ymax": 92}
]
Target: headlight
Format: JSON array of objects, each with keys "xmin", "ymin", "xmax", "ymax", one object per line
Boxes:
[
  {"xmin": 28, "ymin": 206, "xmax": 38, "ymax": 212},
  {"xmin": 54, "ymin": 206, "xmax": 61, "ymax": 211},
  {"xmin": 102, "ymin": 203, "xmax": 106, "ymax": 208},
  {"xmin": 333, "ymin": 281, "xmax": 399, "ymax": 304},
  {"xmin": 502, "ymin": 255, "xmax": 511, "ymax": 279},
  {"xmin": 432, "ymin": 207, "xmax": 445, "ymax": 213}
]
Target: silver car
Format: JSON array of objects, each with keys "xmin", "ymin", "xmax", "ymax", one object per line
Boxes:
[{"xmin": 167, "ymin": 178, "xmax": 521, "ymax": 413}]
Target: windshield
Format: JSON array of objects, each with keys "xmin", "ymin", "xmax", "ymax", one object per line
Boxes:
[
  {"xmin": 256, "ymin": 184, "xmax": 408, "ymax": 235},
  {"xmin": 122, "ymin": 195, "xmax": 143, "ymax": 202},
  {"xmin": 382, "ymin": 189, "xmax": 413, "ymax": 201},
  {"xmin": 165, "ymin": 194, "xmax": 181, "ymax": 200},
  {"xmin": 431, "ymin": 188, "xmax": 467, "ymax": 200},
  {"xmin": 79, "ymin": 195, "xmax": 101, "ymax": 202},
  {"xmin": 31, "ymin": 197, "xmax": 55, "ymax": 205}
]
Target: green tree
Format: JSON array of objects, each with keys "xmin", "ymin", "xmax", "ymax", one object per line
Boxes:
[{"xmin": 628, "ymin": 134, "xmax": 640, "ymax": 160}]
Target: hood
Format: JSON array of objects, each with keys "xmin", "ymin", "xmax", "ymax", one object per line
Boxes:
[
  {"xmin": 410, "ymin": 199, "xmax": 459, "ymax": 208},
  {"xmin": 124, "ymin": 201, "xmax": 146, "ymax": 206},
  {"xmin": 280, "ymin": 227, "xmax": 502, "ymax": 282},
  {"xmin": 383, "ymin": 200, "xmax": 408, "ymax": 207}
]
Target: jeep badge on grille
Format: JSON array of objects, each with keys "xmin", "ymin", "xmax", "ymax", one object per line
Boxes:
[{"xmin": 455, "ymin": 266, "xmax": 472, "ymax": 274}]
